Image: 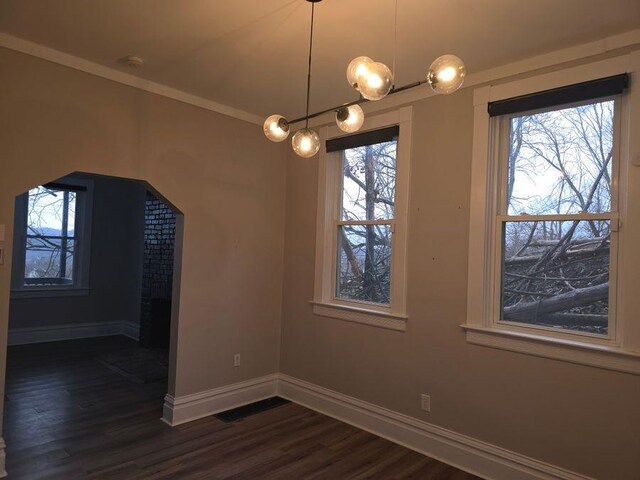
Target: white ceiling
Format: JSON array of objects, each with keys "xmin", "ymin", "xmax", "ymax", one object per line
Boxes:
[{"xmin": 1, "ymin": 0, "xmax": 638, "ymax": 120}]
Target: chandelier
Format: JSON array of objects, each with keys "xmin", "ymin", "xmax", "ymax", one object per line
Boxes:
[{"xmin": 263, "ymin": 0, "xmax": 467, "ymax": 157}]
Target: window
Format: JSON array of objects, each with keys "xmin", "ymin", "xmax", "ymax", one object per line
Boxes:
[
  {"xmin": 24, "ymin": 185, "xmax": 78, "ymax": 286},
  {"xmin": 12, "ymin": 178, "xmax": 93, "ymax": 295},
  {"xmin": 337, "ymin": 137, "xmax": 396, "ymax": 305},
  {"xmin": 498, "ymin": 99, "xmax": 618, "ymax": 337},
  {"xmin": 466, "ymin": 60, "xmax": 640, "ymax": 375},
  {"xmin": 313, "ymin": 108, "xmax": 412, "ymax": 331}
]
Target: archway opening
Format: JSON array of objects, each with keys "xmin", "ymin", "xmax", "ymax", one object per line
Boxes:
[{"xmin": 3, "ymin": 172, "xmax": 184, "ymax": 478}]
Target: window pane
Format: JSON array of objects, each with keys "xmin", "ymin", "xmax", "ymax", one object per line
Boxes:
[
  {"xmin": 24, "ymin": 237, "xmax": 75, "ymax": 284},
  {"xmin": 25, "ymin": 241, "xmax": 61, "ymax": 280},
  {"xmin": 27, "ymin": 187, "xmax": 76, "ymax": 237},
  {"xmin": 501, "ymin": 220, "xmax": 610, "ymax": 334},
  {"xmin": 67, "ymin": 192, "xmax": 76, "ymax": 236},
  {"xmin": 507, "ymin": 101, "xmax": 614, "ymax": 215},
  {"xmin": 342, "ymin": 141, "xmax": 396, "ymax": 221},
  {"xmin": 337, "ymin": 224, "xmax": 392, "ymax": 304}
]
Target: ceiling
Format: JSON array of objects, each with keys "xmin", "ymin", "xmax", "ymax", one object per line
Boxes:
[{"xmin": 1, "ymin": 0, "xmax": 638, "ymax": 120}]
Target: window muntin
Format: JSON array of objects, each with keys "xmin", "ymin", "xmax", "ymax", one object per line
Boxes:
[
  {"xmin": 336, "ymin": 140, "xmax": 397, "ymax": 305},
  {"xmin": 496, "ymin": 99, "xmax": 618, "ymax": 337},
  {"xmin": 23, "ymin": 185, "xmax": 80, "ymax": 287}
]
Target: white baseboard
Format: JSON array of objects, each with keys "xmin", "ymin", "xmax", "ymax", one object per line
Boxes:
[
  {"xmin": 162, "ymin": 373, "xmax": 279, "ymax": 426},
  {"xmin": 120, "ymin": 321, "xmax": 140, "ymax": 341},
  {"xmin": 7, "ymin": 321, "xmax": 140, "ymax": 345},
  {"xmin": 278, "ymin": 374, "xmax": 594, "ymax": 480},
  {"xmin": 0, "ymin": 437, "xmax": 6, "ymax": 478}
]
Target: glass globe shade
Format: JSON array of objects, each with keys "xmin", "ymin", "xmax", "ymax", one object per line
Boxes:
[
  {"xmin": 292, "ymin": 128, "xmax": 320, "ymax": 158},
  {"xmin": 358, "ymin": 62, "xmax": 394, "ymax": 101},
  {"xmin": 336, "ymin": 105, "xmax": 365, "ymax": 133},
  {"xmin": 346, "ymin": 56, "xmax": 373, "ymax": 90},
  {"xmin": 263, "ymin": 114, "xmax": 290, "ymax": 142},
  {"xmin": 427, "ymin": 55, "xmax": 466, "ymax": 95}
]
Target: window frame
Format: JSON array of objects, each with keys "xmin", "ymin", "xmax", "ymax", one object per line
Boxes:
[
  {"xmin": 464, "ymin": 53, "xmax": 640, "ymax": 375},
  {"xmin": 11, "ymin": 177, "xmax": 93, "ymax": 298},
  {"xmin": 312, "ymin": 107, "xmax": 412, "ymax": 331}
]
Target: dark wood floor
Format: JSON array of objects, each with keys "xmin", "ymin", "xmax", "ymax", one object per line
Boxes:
[{"xmin": 4, "ymin": 336, "xmax": 480, "ymax": 479}]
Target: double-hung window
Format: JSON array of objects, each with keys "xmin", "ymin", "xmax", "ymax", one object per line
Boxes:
[
  {"xmin": 466, "ymin": 59, "xmax": 640, "ymax": 374},
  {"xmin": 313, "ymin": 108, "xmax": 412, "ymax": 331},
  {"xmin": 12, "ymin": 178, "xmax": 93, "ymax": 295},
  {"xmin": 497, "ymin": 96, "xmax": 620, "ymax": 337}
]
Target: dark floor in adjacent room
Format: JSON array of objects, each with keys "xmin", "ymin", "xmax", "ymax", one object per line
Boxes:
[{"xmin": 4, "ymin": 336, "xmax": 479, "ymax": 479}]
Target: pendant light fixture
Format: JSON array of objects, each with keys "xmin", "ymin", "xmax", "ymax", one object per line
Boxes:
[
  {"xmin": 264, "ymin": 0, "xmax": 467, "ymax": 157},
  {"xmin": 335, "ymin": 104, "xmax": 365, "ymax": 133}
]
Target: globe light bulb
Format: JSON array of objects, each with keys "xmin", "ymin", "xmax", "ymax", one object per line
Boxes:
[
  {"xmin": 427, "ymin": 55, "xmax": 466, "ymax": 95},
  {"xmin": 336, "ymin": 105, "xmax": 365, "ymax": 133},
  {"xmin": 346, "ymin": 56, "xmax": 373, "ymax": 91},
  {"xmin": 263, "ymin": 114, "xmax": 290, "ymax": 142},
  {"xmin": 292, "ymin": 128, "xmax": 320, "ymax": 158},
  {"xmin": 358, "ymin": 62, "xmax": 394, "ymax": 101}
]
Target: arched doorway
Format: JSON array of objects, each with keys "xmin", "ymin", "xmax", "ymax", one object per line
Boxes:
[{"xmin": 2, "ymin": 172, "xmax": 184, "ymax": 478}]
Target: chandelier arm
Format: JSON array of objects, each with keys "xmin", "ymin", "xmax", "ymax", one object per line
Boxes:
[{"xmin": 288, "ymin": 79, "xmax": 427, "ymax": 125}]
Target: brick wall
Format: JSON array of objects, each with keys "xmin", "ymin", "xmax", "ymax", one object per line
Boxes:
[{"xmin": 139, "ymin": 192, "xmax": 176, "ymax": 347}]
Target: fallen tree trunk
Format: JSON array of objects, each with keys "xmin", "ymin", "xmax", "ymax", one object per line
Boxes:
[
  {"xmin": 531, "ymin": 237, "xmax": 606, "ymax": 247},
  {"xmin": 505, "ymin": 246, "xmax": 608, "ymax": 265},
  {"xmin": 505, "ymin": 313, "xmax": 609, "ymax": 327},
  {"xmin": 544, "ymin": 313, "xmax": 608, "ymax": 327},
  {"xmin": 503, "ymin": 282, "xmax": 608, "ymax": 321}
]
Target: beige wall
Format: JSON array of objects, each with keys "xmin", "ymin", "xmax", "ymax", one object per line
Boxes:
[
  {"xmin": 280, "ymin": 87, "xmax": 640, "ymax": 479},
  {"xmin": 0, "ymin": 46, "xmax": 287, "ymax": 420}
]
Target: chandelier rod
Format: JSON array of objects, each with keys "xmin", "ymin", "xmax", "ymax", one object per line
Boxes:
[
  {"xmin": 304, "ymin": 1, "xmax": 316, "ymax": 128},
  {"xmin": 392, "ymin": 0, "xmax": 398, "ymax": 85},
  {"xmin": 288, "ymin": 79, "xmax": 427, "ymax": 125}
]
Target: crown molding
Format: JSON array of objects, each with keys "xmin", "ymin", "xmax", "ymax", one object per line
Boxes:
[
  {"xmin": 0, "ymin": 32, "xmax": 263, "ymax": 126},
  {"xmin": 1, "ymin": 29, "xmax": 638, "ymax": 130}
]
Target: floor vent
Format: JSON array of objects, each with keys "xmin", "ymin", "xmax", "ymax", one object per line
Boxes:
[{"xmin": 214, "ymin": 396, "xmax": 290, "ymax": 423}]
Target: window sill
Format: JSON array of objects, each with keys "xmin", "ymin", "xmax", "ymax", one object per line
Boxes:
[
  {"xmin": 462, "ymin": 324, "xmax": 640, "ymax": 375},
  {"xmin": 11, "ymin": 288, "xmax": 91, "ymax": 299},
  {"xmin": 310, "ymin": 301, "xmax": 407, "ymax": 331}
]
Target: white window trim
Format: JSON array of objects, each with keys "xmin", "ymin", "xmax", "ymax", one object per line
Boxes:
[
  {"xmin": 11, "ymin": 177, "xmax": 94, "ymax": 298},
  {"xmin": 464, "ymin": 52, "xmax": 640, "ymax": 374},
  {"xmin": 311, "ymin": 106, "xmax": 412, "ymax": 331}
]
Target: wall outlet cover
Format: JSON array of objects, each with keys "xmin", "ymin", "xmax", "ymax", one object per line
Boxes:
[{"xmin": 421, "ymin": 394, "xmax": 431, "ymax": 412}]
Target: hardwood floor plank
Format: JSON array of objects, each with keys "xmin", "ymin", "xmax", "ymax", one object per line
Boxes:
[{"xmin": 4, "ymin": 336, "xmax": 480, "ymax": 479}]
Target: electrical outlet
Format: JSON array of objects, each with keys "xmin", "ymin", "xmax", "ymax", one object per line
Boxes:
[
  {"xmin": 233, "ymin": 354, "xmax": 241, "ymax": 367},
  {"xmin": 420, "ymin": 394, "xmax": 431, "ymax": 412}
]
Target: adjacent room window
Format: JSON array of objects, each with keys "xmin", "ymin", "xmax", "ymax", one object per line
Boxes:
[
  {"xmin": 12, "ymin": 179, "xmax": 93, "ymax": 293},
  {"xmin": 24, "ymin": 185, "xmax": 78, "ymax": 286},
  {"xmin": 313, "ymin": 108, "xmax": 412, "ymax": 330},
  {"xmin": 497, "ymin": 99, "xmax": 618, "ymax": 337}
]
